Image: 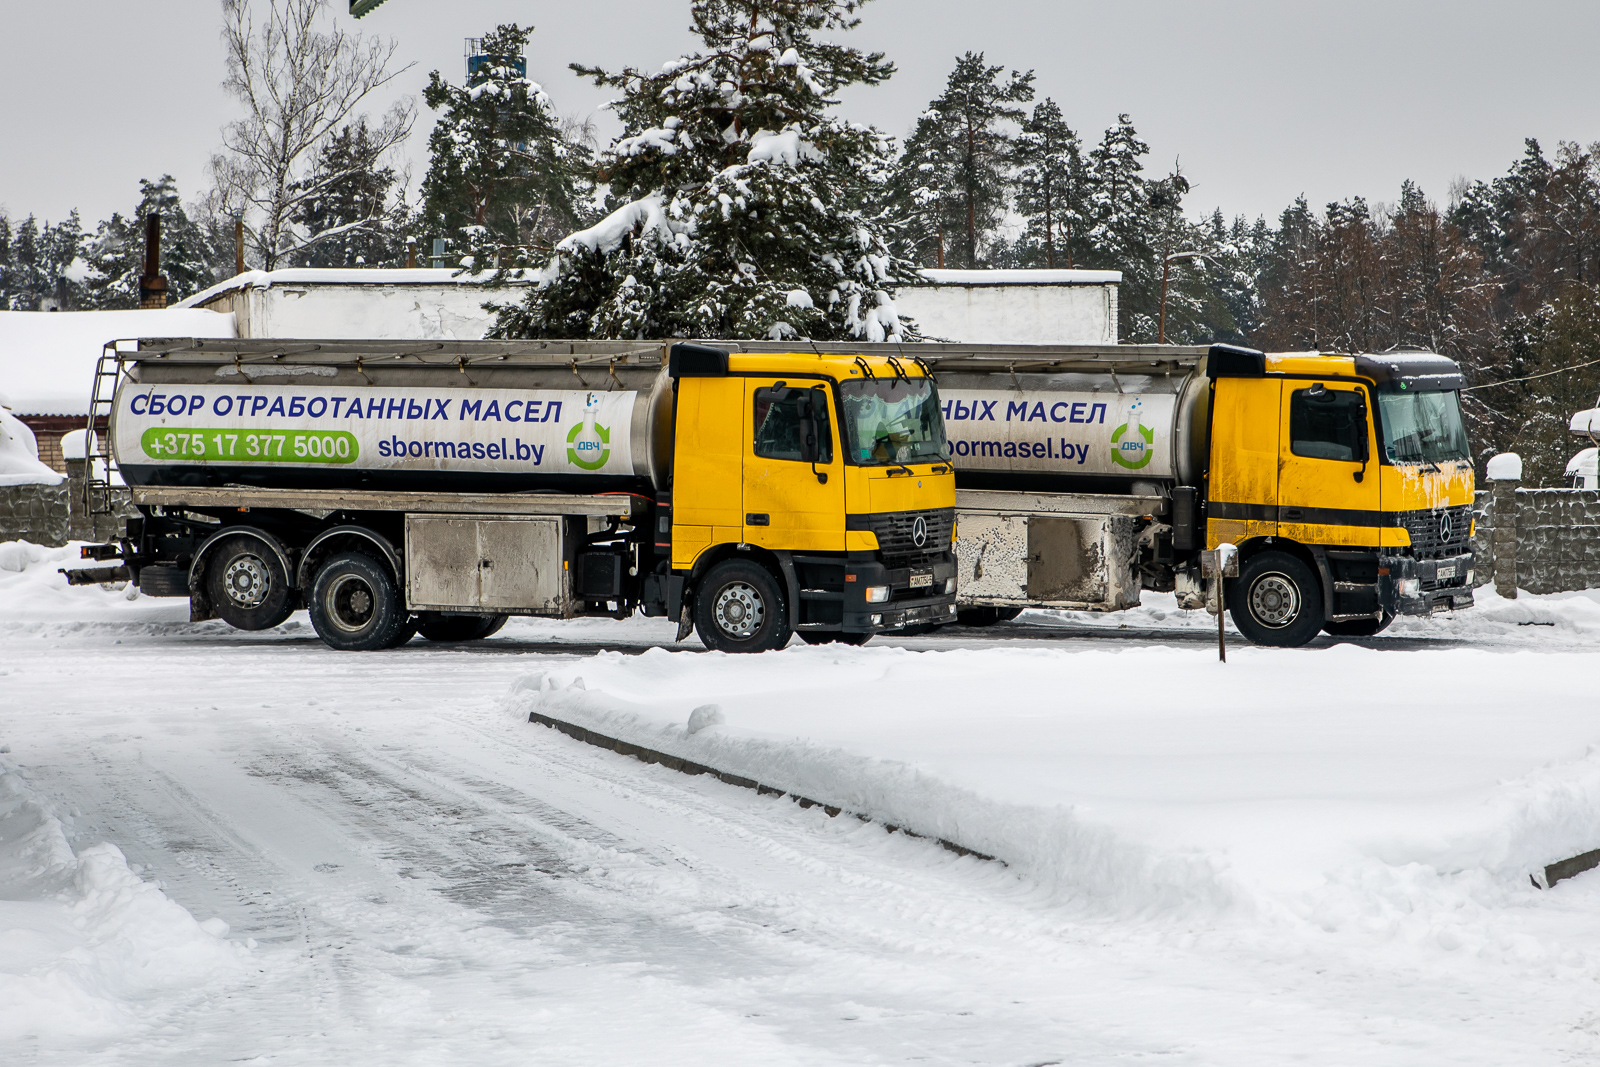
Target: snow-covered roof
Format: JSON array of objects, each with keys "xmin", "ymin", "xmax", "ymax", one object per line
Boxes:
[
  {"xmin": 179, "ymin": 267, "xmax": 530, "ymax": 309},
  {"xmin": 1566, "ymin": 447, "xmax": 1597, "ymax": 476},
  {"xmin": 1571, "ymin": 408, "xmax": 1600, "ymax": 435},
  {"xmin": 0, "ymin": 309, "xmax": 236, "ymax": 416},
  {"xmin": 917, "ymin": 268, "xmax": 1122, "ymax": 286}
]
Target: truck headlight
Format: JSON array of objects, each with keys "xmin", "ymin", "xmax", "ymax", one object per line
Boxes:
[
  {"xmin": 1398, "ymin": 578, "xmax": 1420, "ymax": 598},
  {"xmin": 944, "ymin": 577, "xmax": 956, "ymax": 594},
  {"xmin": 866, "ymin": 585, "xmax": 891, "ymax": 603}
]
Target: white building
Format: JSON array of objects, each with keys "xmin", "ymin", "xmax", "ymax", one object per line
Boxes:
[
  {"xmin": 896, "ymin": 269, "xmax": 1120, "ymax": 344},
  {"xmin": 181, "ymin": 266, "xmax": 1122, "ymax": 346}
]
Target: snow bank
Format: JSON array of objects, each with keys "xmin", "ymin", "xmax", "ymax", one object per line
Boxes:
[
  {"xmin": 0, "ymin": 309, "xmax": 235, "ymax": 416},
  {"xmin": 504, "ymin": 636, "xmax": 1600, "ymax": 931},
  {"xmin": 0, "ymin": 540, "xmax": 184, "ymax": 624},
  {"xmin": 0, "ymin": 407, "xmax": 64, "ymax": 486},
  {"xmin": 0, "ymin": 763, "xmax": 246, "ymax": 1043}
]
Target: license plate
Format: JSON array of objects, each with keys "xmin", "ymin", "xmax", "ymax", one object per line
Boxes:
[
  {"xmin": 1436, "ymin": 564, "xmax": 1457, "ymax": 581},
  {"xmin": 910, "ymin": 571, "xmax": 933, "ymax": 589}
]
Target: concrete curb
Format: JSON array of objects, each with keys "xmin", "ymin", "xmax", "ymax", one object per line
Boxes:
[{"xmin": 527, "ymin": 709, "xmax": 997, "ymax": 863}]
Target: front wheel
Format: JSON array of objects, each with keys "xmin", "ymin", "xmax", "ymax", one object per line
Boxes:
[
  {"xmin": 693, "ymin": 560, "xmax": 792, "ymax": 653},
  {"xmin": 308, "ymin": 553, "xmax": 406, "ymax": 651},
  {"xmin": 1323, "ymin": 612, "xmax": 1394, "ymax": 638},
  {"xmin": 1227, "ymin": 550, "xmax": 1324, "ymax": 648}
]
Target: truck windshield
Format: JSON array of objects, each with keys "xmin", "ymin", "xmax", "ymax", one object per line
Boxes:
[
  {"xmin": 838, "ymin": 378, "xmax": 947, "ymax": 466},
  {"xmin": 1378, "ymin": 389, "xmax": 1471, "ymax": 465}
]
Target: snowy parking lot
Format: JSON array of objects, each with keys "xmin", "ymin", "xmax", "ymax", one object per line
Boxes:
[{"xmin": 4, "ymin": 540, "xmax": 1600, "ymax": 1065}]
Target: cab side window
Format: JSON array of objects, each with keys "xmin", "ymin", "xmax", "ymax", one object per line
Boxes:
[
  {"xmin": 753, "ymin": 386, "xmax": 832, "ymax": 463},
  {"xmin": 1290, "ymin": 386, "xmax": 1367, "ymax": 461}
]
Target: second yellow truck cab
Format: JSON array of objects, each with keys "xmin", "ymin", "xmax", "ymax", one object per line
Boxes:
[
  {"xmin": 1204, "ymin": 345, "xmax": 1475, "ymax": 644},
  {"xmin": 667, "ymin": 343, "xmax": 958, "ymax": 650}
]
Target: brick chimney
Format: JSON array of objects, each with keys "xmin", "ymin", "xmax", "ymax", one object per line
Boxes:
[{"xmin": 139, "ymin": 213, "xmax": 169, "ymax": 309}]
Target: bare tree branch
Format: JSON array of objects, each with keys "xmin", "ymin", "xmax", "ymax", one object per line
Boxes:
[{"xmin": 212, "ymin": 0, "xmax": 415, "ymax": 270}]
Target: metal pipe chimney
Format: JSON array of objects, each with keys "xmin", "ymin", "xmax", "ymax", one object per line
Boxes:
[{"xmin": 139, "ymin": 213, "xmax": 169, "ymax": 309}]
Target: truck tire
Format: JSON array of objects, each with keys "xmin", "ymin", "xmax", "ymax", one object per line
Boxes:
[
  {"xmin": 1228, "ymin": 551, "xmax": 1324, "ymax": 648},
  {"xmin": 204, "ymin": 535, "xmax": 294, "ymax": 631},
  {"xmin": 1323, "ymin": 612, "xmax": 1394, "ymax": 638},
  {"xmin": 417, "ymin": 613, "xmax": 508, "ymax": 642},
  {"xmin": 693, "ymin": 560, "xmax": 792, "ymax": 653},
  {"xmin": 308, "ymin": 552, "xmax": 406, "ymax": 651},
  {"xmin": 798, "ymin": 631, "xmax": 872, "ymax": 646},
  {"xmin": 956, "ymin": 606, "xmax": 1024, "ymax": 627}
]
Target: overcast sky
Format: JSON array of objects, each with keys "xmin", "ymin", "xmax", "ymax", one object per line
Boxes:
[{"xmin": 5, "ymin": 0, "xmax": 1600, "ymax": 229}]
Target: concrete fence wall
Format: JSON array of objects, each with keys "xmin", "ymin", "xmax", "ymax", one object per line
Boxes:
[
  {"xmin": 1472, "ymin": 486, "xmax": 1600, "ymax": 594},
  {"xmin": 0, "ymin": 462, "xmax": 135, "ymax": 546}
]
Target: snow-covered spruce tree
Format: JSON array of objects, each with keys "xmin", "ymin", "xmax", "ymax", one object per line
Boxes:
[
  {"xmin": 83, "ymin": 177, "xmax": 225, "ymax": 308},
  {"xmin": 488, "ymin": 0, "xmax": 912, "ymax": 342},
  {"xmin": 290, "ymin": 121, "xmax": 404, "ymax": 267},
  {"xmin": 888, "ymin": 52, "xmax": 1033, "ymax": 270},
  {"xmin": 1011, "ymin": 97, "xmax": 1086, "ymax": 269},
  {"xmin": 419, "ymin": 24, "xmax": 590, "ymax": 266}
]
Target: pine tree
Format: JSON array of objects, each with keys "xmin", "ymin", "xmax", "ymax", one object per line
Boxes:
[
  {"xmin": 1082, "ymin": 115, "xmax": 1158, "ymax": 337},
  {"xmin": 1011, "ymin": 97, "xmax": 1085, "ymax": 269},
  {"xmin": 890, "ymin": 53, "xmax": 1033, "ymax": 269},
  {"xmin": 10, "ymin": 216, "xmax": 43, "ymax": 310},
  {"xmin": 0, "ymin": 215, "xmax": 11, "ymax": 309},
  {"xmin": 83, "ymin": 178, "xmax": 224, "ymax": 308},
  {"xmin": 490, "ymin": 0, "xmax": 911, "ymax": 342},
  {"xmin": 290, "ymin": 121, "xmax": 403, "ymax": 267},
  {"xmin": 419, "ymin": 24, "xmax": 590, "ymax": 266}
]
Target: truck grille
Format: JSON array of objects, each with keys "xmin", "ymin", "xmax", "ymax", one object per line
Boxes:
[
  {"xmin": 1398, "ymin": 505, "xmax": 1472, "ymax": 559},
  {"xmin": 848, "ymin": 507, "xmax": 954, "ymax": 567}
]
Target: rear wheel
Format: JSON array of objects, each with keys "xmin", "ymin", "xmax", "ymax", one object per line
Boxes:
[
  {"xmin": 417, "ymin": 613, "xmax": 509, "ymax": 642},
  {"xmin": 799, "ymin": 630, "xmax": 872, "ymax": 646},
  {"xmin": 308, "ymin": 553, "xmax": 405, "ymax": 651},
  {"xmin": 1323, "ymin": 612, "xmax": 1394, "ymax": 638},
  {"xmin": 957, "ymin": 606, "xmax": 1024, "ymax": 627},
  {"xmin": 693, "ymin": 560, "xmax": 791, "ymax": 653},
  {"xmin": 1227, "ymin": 550, "xmax": 1324, "ymax": 648},
  {"xmin": 204, "ymin": 535, "xmax": 294, "ymax": 631}
]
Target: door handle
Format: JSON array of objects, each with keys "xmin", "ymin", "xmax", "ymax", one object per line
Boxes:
[
  {"xmin": 1282, "ymin": 508, "xmax": 1303, "ymax": 521},
  {"xmin": 746, "ymin": 513, "xmax": 770, "ymax": 526}
]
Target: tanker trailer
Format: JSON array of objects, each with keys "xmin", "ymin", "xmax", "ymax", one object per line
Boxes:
[
  {"xmin": 70, "ymin": 339, "xmax": 957, "ymax": 651},
  {"xmin": 729, "ymin": 341, "xmax": 1477, "ymax": 647}
]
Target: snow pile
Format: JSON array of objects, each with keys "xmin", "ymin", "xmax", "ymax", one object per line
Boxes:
[
  {"xmin": 0, "ymin": 309, "xmax": 234, "ymax": 416},
  {"xmin": 0, "ymin": 540, "xmax": 185, "ymax": 624},
  {"xmin": 0, "ymin": 407, "xmax": 64, "ymax": 486},
  {"xmin": 1486, "ymin": 452, "xmax": 1523, "ymax": 480},
  {"xmin": 556, "ymin": 195, "xmax": 673, "ymax": 258},
  {"xmin": 0, "ymin": 763, "xmax": 246, "ymax": 1043},
  {"xmin": 504, "ymin": 638, "xmax": 1600, "ymax": 931}
]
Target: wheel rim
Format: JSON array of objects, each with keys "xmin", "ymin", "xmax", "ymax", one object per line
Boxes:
[
  {"xmin": 1248, "ymin": 571, "xmax": 1301, "ymax": 628},
  {"xmin": 712, "ymin": 581, "xmax": 765, "ymax": 640},
  {"xmin": 223, "ymin": 554, "xmax": 270, "ymax": 609},
  {"xmin": 325, "ymin": 573, "xmax": 377, "ymax": 633}
]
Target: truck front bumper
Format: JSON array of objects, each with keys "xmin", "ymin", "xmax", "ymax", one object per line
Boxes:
[
  {"xmin": 1382, "ymin": 551, "xmax": 1476, "ymax": 616},
  {"xmin": 840, "ymin": 556, "xmax": 959, "ymax": 633}
]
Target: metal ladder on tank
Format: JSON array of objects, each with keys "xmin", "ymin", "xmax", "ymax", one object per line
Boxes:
[{"xmin": 82, "ymin": 342, "xmax": 124, "ymax": 519}]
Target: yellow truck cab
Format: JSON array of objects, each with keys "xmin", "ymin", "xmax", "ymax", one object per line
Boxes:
[
  {"xmin": 667, "ymin": 343, "xmax": 958, "ymax": 650},
  {"xmin": 1204, "ymin": 345, "xmax": 1475, "ymax": 644}
]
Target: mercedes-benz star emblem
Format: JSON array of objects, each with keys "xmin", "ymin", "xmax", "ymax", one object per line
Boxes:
[
  {"xmin": 911, "ymin": 516, "xmax": 928, "ymax": 548},
  {"xmin": 1438, "ymin": 511, "xmax": 1454, "ymax": 541}
]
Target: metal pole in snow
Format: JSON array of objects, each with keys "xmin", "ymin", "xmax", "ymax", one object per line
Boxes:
[{"xmin": 1217, "ymin": 572, "xmax": 1226, "ymax": 663}]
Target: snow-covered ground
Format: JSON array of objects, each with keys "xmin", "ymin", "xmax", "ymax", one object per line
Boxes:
[{"xmin": 4, "ymin": 540, "xmax": 1600, "ymax": 1064}]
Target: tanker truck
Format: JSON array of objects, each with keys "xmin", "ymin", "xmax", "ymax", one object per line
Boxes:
[
  {"xmin": 727, "ymin": 340, "xmax": 1477, "ymax": 647},
  {"xmin": 70, "ymin": 339, "xmax": 957, "ymax": 652}
]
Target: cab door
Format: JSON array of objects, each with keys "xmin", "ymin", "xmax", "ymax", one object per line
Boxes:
[
  {"xmin": 1276, "ymin": 380, "xmax": 1379, "ymax": 546},
  {"xmin": 743, "ymin": 378, "xmax": 845, "ymax": 552}
]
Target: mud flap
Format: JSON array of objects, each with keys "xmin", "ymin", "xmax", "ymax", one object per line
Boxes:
[{"xmin": 675, "ymin": 598, "xmax": 694, "ymax": 643}]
